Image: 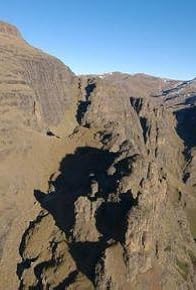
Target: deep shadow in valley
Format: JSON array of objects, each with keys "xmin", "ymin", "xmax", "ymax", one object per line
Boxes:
[
  {"xmin": 76, "ymin": 81, "xmax": 96, "ymax": 125},
  {"xmin": 175, "ymin": 106, "xmax": 196, "ymax": 152},
  {"xmin": 175, "ymin": 106, "xmax": 196, "ymax": 183}
]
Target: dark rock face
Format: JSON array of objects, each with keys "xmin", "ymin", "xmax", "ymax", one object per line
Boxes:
[{"xmin": 0, "ymin": 22, "xmax": 196, "ymax": 290}]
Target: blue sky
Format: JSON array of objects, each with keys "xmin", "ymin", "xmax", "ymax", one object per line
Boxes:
[{"xmin": 0, "ymin": 0, "xmax": 195, "ymax": 80}]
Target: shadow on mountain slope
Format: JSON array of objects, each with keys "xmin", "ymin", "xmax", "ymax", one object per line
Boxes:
[
  {"xmin": 32, "ymin": 146, "xmax": 137, "ymax": 285},
  {"xmin": 35, "ymin": 147, "xmax": 118, "ymax": 233}
]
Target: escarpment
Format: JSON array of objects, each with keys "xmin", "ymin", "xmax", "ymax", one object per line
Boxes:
[
  {"xmin": 0, "ymin": 22, "xmax": 196, "ymax": 290},
  {"xmin": 0, "ymin": 21, "xmax": 78, "ymax": 288}
]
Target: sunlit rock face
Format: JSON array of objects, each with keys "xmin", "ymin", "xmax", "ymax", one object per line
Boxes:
[
  {"xmin": 0, "ymin": 21, "xmax": 22, "ymax": 38},
  {"xmin": 0, "ymin": 21, "xmax": 196, "ymax": 290}
]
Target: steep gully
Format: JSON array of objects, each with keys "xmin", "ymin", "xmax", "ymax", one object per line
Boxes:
[
  {"xmin": 16, "ymin": 80, "xmax": 141, "ymax": 288},
  {"xmin": 175, "ymin": 106, "xmax": 196, "ymax": 176},
  {"xmin": 16, "ymin": 79, "xmax": 196, "ymax": 289},
  {"xmin": 16, "ymin": 80, "xmax": 134, "ymax": 288}
]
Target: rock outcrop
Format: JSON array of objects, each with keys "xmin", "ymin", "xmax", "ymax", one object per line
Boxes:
[{"xmin": 0, "ymin": 22, "xmax": 196, "ymax": 290}]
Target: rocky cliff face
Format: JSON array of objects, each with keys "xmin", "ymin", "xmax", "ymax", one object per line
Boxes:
[
  {"xmin": 0, "ymin": 22, "xmax": 78, "ymax": 288},
  {"xmin": 0, "ymin": 22, "xmax": 196, "ymax": 290}
]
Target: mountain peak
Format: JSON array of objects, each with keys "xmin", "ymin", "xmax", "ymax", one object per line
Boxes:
[{"xmin": 0, "ymin": 21, "xmax": 22, "ymax": 38}]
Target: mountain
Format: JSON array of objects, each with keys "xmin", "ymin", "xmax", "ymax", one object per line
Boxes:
[{"xmin": 0, "ymin": 22, "xmax": 196, "ymax": 290}]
